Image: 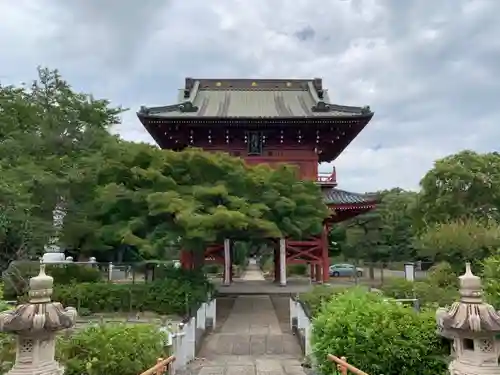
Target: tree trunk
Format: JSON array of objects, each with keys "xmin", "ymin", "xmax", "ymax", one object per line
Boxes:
[{"xmin": 191, "ymin": 249, "xmax": 205, "ymax": 270}]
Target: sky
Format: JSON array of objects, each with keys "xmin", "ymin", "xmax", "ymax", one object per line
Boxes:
[{"xmin": 1, "ymin": 0, "xmax": 499, "ymax": 193}]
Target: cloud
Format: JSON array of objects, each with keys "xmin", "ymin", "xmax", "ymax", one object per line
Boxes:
[{"xmin": 1, "ymin": 0, "xmax": 499, "ymax": 193}]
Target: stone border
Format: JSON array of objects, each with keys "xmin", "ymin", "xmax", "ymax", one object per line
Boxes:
[{"xmin": 290, "ymin": 296, "xmax": 312, "ymax": 355}]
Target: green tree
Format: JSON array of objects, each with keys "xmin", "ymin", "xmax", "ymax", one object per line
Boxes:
[
  {"xmin": 83, "ymin": 146, "xmax": 329, "ymax": 265},
  {"xmin": 416, "ymin": 150, "xmax": 500, "ymax": 228},
  {"xmin": 338, "ymin": 189, "xmax": 417, "ymax": 267},
  {"xmin": 328, "ymin": 225, "xmax": 346, "ymax": 257},
  {"xmin": 377, "ymin": 189, "xmax": 418, "ymax": 261},
  {"xmin": 0, "ymin": 67, "xmax": 123, "ymax": 266},
  {"xmin": 416, "ymin": 218, "xmax": 500, "ymax": 268}
]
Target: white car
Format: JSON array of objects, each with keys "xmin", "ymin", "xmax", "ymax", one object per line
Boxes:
[{"xmin": 329, "ymin": 264, "xmax": 363, "ymax": 277}]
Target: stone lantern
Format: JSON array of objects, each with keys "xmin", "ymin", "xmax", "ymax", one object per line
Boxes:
[
  {"xmin": 436, "ymin": 263, "xmax": 500, "ymax": 375},
  {"xmin": 0, "ymin": 263, "xmax": 77, "ymax": 375}
]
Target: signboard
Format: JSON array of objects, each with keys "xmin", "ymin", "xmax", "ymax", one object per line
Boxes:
[{"xmin": 404, "ymin": 263, "xmax": 415, "ymax": 282}]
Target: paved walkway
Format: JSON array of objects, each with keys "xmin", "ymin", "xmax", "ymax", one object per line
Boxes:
[
  {"xmin": 182, "ymin": 264, "xmax": 306, "ymax": 375},
  {"xmin": 240, "ymin": 260, "xmax": 266, "ymax": 281}
]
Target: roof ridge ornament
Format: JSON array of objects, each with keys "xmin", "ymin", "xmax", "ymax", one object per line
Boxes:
[
  {"xmin": 311, "ymin": 101, "xmax": 331, "ymax": 112},
  {"xmin": 178, "ymin": 101, "xmax": 199, "ymax": 113},
  {"xmin": 139, "ymin": 105, "xmax": 150, "ymax": 114}
]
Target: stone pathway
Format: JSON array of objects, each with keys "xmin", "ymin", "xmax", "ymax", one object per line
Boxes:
[
  {"xmin": 240, "ymin": 259, "xmax": 265, "ymax": 281},
  {"xmin": 181, "ymin": 264, "xmax": 306, "ymax": 375}
]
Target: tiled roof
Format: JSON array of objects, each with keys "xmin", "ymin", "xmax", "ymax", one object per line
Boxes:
[
  {"xmin": 138, "ymin": 78, "xmax": 372, "ymax": 119},
  {"xmin": 323, "ymin": 188, "xmax": 378, "ymax": 208}
]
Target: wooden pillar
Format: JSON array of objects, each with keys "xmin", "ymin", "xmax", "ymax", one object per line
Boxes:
[
  {"xmin": 223, "ymin": 238, "xmax": 231, "ymax": 286},
  {"xmin": 322, "ymin": 224, "xmax": 330, "ymax": 283},
  {"xmin": 279, "ymin": 238, "xmax": 287, "ymax": 286},
  {"xmin": 315, "ymin": 264, "xmax": 322, "ymax": 283},
  {"xmin": 310, "ymin": 264, "xmax": 315, "ymax": 282},
  {"xmin": 180, "ymin": 250, "xmax": 191, "ymax": 270}
]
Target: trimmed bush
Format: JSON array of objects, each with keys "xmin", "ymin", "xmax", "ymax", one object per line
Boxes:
[
  {"xmin": 312, "ymin": 288, "xmax": 448, "ymax": 375},
  {"xmin": 287, "ymin": 264, "xmax": 307, "ymax": 276},
  {"xmin": 299, "ymin": 285, "xmax": 349, "ymax": 316},
  {"xmin": 380, "ymin": 278, "xmax": 458, "ymax": 307},
  {"xmin": 58, "ymin": 324, "xmax": 166, "ymax": 375},
  {"xmin": 204, "ymin": 264, "xmax": 222, "ymax": 274},
  {"xmin": 482, "ymin": 254, "xmax": 500, "ymax": 308},
  {"xmin": 53, "ymin": 267, "xmax": 214, "ymax": 316},
  {"xmin": 427, "ymin": 262, "xmax": 458, "ymax": 289},
  {"xmin": 2, "ymin": 261, "xmax": 102, "ymax": 300}
]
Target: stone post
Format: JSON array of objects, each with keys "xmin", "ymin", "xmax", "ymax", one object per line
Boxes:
[
  {"xmin": 279, "ymin": 238, "xmax": 287, "ymax": 286},
  {"xmin": 0, "ymin": 263, "xmax": 77, "ymax": 375},
  {"xmin": 436, "ymin": 263, "xmax": 500, "ymax": 375},
  {"xmin": 223, "ymin": 238, "xmax": 231, "ymax": 286}
]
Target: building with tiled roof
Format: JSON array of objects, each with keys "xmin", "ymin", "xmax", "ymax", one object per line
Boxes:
[{"xmin": 137, "ymin": 77, "xmax": 377, "ymax": 284}]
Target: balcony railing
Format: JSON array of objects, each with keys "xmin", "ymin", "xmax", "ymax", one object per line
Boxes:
[{"xmin": 317, "ymin": 167, "xmax": 337, "ymax": 186}]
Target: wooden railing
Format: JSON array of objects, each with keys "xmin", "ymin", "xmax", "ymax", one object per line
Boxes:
[
  {"xmin": 327, "ymin": 354, "xmax": 368, "ymax": 375},
  {"xmin": 139, "ymin": 356, "xmax": 176, "ymax": 375},
  {"xmin": 316, "ymin": 167, "xmax": 337, "ymax": 185}
]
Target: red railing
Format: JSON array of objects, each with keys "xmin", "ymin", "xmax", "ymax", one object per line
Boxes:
[
  {"xmin": 327, "ymin": 354, "xmax": 368, "ymax": 375},
  {"xmin": 139, "ymin": 356, "xmax": 175, "ymax": 375},
  {"xmin": 317, "ymin": 167, "xmax": 337, "ymax": 185}
]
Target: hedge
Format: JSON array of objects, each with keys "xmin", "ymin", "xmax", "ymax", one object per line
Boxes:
[
  {"xmin": 298, "ymin": 284, "xmax": 350, "ymax": 316},
  {"xmin": 52, "ymin": 266, "xmax": 214, "ymax": 316},
  {"xmin": 2, "ymin": 262, "xmax": 213, "ymax": 316},
  {"xmin": 53, "ymin": 279, "xmax": 212, "ymax": 316},
  {"xmin": 380, "ymin": 278, "xmax": 458, "ymax": 307},
  {"xmin": 2, "ymin": 261, "xmax": 102, "ymax": 300}
]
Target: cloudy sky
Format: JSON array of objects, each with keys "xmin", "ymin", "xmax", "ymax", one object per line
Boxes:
[{"xmin": 1, "ymin": 0, "xmax": 498, "ymax": 193}]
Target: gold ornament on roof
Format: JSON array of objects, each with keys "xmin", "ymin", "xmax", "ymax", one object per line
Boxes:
[
  {"xmin": 251, "ymin": 82, "xmax": 257, "ymax": 87},
  {"xmin": 216, "ymin": 82, "xmax": 222, "ymax": 87}
]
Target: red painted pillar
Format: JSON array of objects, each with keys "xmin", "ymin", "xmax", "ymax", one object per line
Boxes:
[
  {"xmin": 180, "ymin": 250, "xmax": 191, "ymax": 269},
  {"xmin": 322, "ymin": 224, "xmax": 330, "ymax": 283},
  {"xmin": 315, "ymin": 264, "xmax": 322, "ymax": 283}
]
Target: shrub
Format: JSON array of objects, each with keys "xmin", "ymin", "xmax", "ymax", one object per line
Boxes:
[
  {"xmin": 58, "ymin": 324, "xmax": 166, "ymax": 375},
  {"xmin": 427, "ymin": 262, "xmax": 458, "ymax": 289},
  {"xmin": 287, "ymin": 264, "xmax": 307, "ymax": 276},
  {"xmin": 204, "ymin": 264, "xmax": 221, "ymax": 274},
  {"xmin": 482, "ymin": 254, "xmax": 500, "ymax": 308},
  {"xmin": 2, "ymin": 261, "xmax": 102, "ymax": 300},
  {"xmin": 312, "ymin": 288, "xmax": 448, "ymax": 375},
  {"xmin": 0, "ymin": 334, "xmax": 15, "ymax": 374},
  {"xmin": 380, "ymin": 278, "xmax": 458, "ymax": 307},
  {"xmin": 52, "ymin": 268, "xmax": 214, "ymax": 316},
  {"xmin": 258, "ymin": 254, "xmax": 273, "ymax": 272},
  {"xmin": 299, "ymin": 285, "xmax": 349, "ymax": 317},
  {"xmin": 0, "ymin": 293, "xmax": 15, "ymax": 374}
]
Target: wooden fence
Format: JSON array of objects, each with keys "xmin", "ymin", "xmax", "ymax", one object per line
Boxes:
[
  {"xmin": 327, "ymin": 354, "xmax": 368, "ymax": 375},
  {"xmin": 140, "ymin": 356, "xmax": 176, "ymax": 375}
]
